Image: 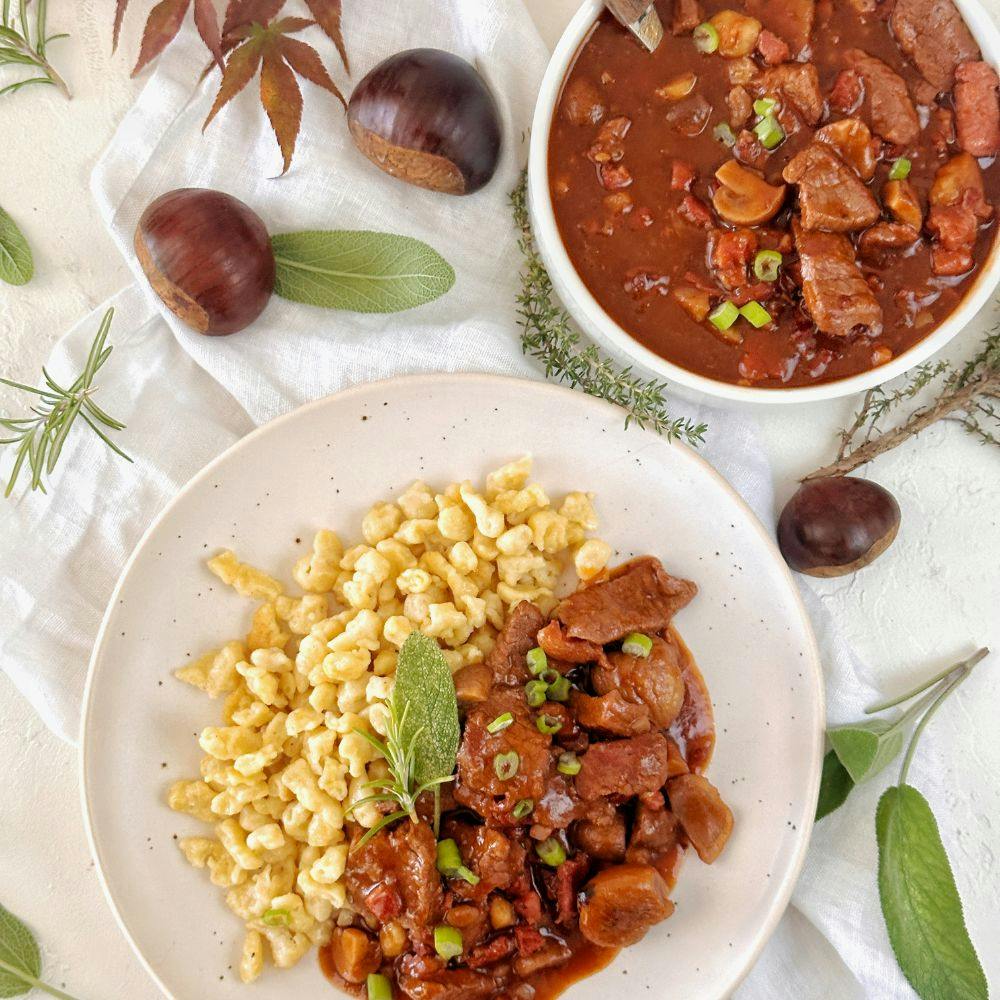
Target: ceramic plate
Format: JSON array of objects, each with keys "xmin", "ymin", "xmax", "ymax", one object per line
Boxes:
[{"xmin": 81, "ymin": 374, "xmax": 824, "ymax": 1000}]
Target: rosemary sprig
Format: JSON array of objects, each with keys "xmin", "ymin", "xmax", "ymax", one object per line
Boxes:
[
  {"xmin": 0, "ymin": 307, "xmax": 132, "ymax": 497},
  {"xmin": 346, "ymin": 700, "xmax": 455, "ymax": 851},
  {"xmin": 510, "ymin": 173, "xmax": 707, "ymax": 447},
  {"xmin": 0, "ymin": 0, "xmax": 70, "ymax": 98},
  {"xmin": 806, "ymin": 329, "xmax": 1000, "ymax": 480}
]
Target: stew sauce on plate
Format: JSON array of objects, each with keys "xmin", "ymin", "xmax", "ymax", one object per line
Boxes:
[{"xmin": 548, "ymin": 0, "xmax": 1000, "ymax": 388}]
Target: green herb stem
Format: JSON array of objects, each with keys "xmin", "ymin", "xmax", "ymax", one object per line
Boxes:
[
  {"xmin": 0, "ymin": 956, "xmax": 84, "ymax": 1000},
  {"xmin": 0, "ymin": 0, "xmax": 70, "ymax": 98},
  {"xmin": 866, "ymin": 647, "xmax": 989, "ymax": 715}
]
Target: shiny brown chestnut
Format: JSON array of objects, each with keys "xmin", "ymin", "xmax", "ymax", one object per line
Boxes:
[
  {"xmin": 135, "ymin": 189, "xmax": 275, "ymax": 336},
  {"xmin": 777, "ymin": 476, "xmax": 901, "ymax": 577},
  {"xmin": 347, "ymin": 48, "xmax": 502, "ymax": 195}
]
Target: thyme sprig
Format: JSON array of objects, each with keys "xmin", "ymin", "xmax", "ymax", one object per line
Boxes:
[
  {"xmin": 806, "ymin": 329, "xmax": 1000, "ymax": 480},
  {"xmin": 0, "ymin": 0, "xmax": 71, "ymax": 98},
  {"xmin": 0, "ymin": 308, "xmax": 132, "ymax": 497},
  {"xmin": 511, "ymin": 173, "xmax": 707, "ymax": 447}
]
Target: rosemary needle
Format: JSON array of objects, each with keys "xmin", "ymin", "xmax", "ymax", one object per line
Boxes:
[
  {"xmin": 0, "ymin": 307, "xmax": 132, "ymax": 497},
  {"xmin": 0, "ymin": 0, "xmax": 72, "ymax": 99}
]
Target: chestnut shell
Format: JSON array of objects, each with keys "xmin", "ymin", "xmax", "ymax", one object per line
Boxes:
[
  {"xmin": 135, "ymin": 189, "xmax": 275, "ymax": 336},
  {"xmin": 777, "ymin": 477, "xmax": 901, "ymax": 577},
  {"xmin": 348, "ymin": 48, "xmax": 502, "ymax": 195}
]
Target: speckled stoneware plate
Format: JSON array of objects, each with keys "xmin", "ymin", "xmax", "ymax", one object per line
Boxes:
[{"xmin": 81, "ymin": 373, "xmax": 824, "ymax": 1000}]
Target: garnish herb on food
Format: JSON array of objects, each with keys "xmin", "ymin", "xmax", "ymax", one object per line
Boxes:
[
  {"xmin": 348, "ymin": 631, "xmax": 459, "ymax": 847},
  {"xmin": 0, "ymin": 902, "xmax": 84, "ymax": 1000},
  {"xmin": 0, "ymin": 1, "xmax": 71, "ymax": 99},
  {"xmin": 0, "ymin": 308, "xmax": 131, "ymax": 498},
  {"xmin": 511, "ymin": 173, "xmax": 708, "ymax": 446},
  {"xmin": 816, "ymin": 648, "xmax": 990, "ymax": 1000},
  {"xmin": 0, "ymin": 205, "xmax": 33, "ymax": 286}
]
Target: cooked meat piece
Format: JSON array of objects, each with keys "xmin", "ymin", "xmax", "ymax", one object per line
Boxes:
[
  {"xmin": 578, "ymin": 864, "xmax": 675, "ymax": 947},
  {"xmin": 485, "ymin": 601, "xmax": 547, "ymax": 686},
  {"xmin": 727, "ymin": 85, "xmax": 753, "ymax": 128},
  {"xmin": 671, "ymin": 0, "xmax": 702, "ymax": 35},
  {"xmin": 594, "ymin": 634, "xmax": 686, "ymax": 729},
  {"xmin": 665, "ymin": 94, "xmax": 712, "ymax": 137},
  {"xmin": 586, "ymin": 115, "xmax": 630, "ymax": 165},
  {"xmin": 745, "ymin": 0, "xmax": 814, "ymax": 55},
  {"xmin": 669, "ymin": 638, "xmax": 717, "ymax": 773},
  {"xmin": 927, "ymin": 152, "xmax": 994, "ymax": 275},
  {"xmin": 572, "ymin": 689, "xmax": 652, "ymax": 737},
  {"xmin": 541, "ymin": 853, "xmax": 592, "ymax": 926},
  {"xmin": 454, "ymin": 663, "xmax": 493, "ymax": 705},
  {"xmin": 733, "ymin": 129, "xmax": 769, "ymax": 171},
  {"xmin": 347, "ymin": 820, "xmax": 444, "ymax": 935},
  {"xmin": 955, "ymin": 61, "xmax": 1000, "ymax": 156},
  {"xmin": 396, "ymin": 954, "xmax": 497, "ymax": 1000},
  {"xmin": 561, "ymin": 77, "xmax": 606, "ymax": 127},
  {"xmin": 536, "ymin": 620, "xmax": 606, "ymax": 666},
  {"xmin": 783, "ymin": 143, "xmax": 880, "ymax": 232},
  {"xmin": 555, "ymin": 557, "xmax": 697, "ymax": 644},
  {"xmin": 576, "ymin": 733, "xmax": 671, "ymax": 801},
  {"xmin": 929, "ymin": 107, "xmax": 957, "ymax": 153},
  {"xmin": 572, "ymin": 805, "xmax": 628, "ymax": 861},
  {"xmin": 756, "ymin": 29, "xmax": 790, "ymax": 66},
  {"xmin": 843, "ymin": 50, "xmax": 920, "ymax": 146},
  {"xmin": 667, "ymin": 773, "xmax": 734, "ymax": 863},
  {"xmin": 884, "ymin": 179, "xmax": 924, "ymax": 230},
  {"xmin": 626, "ymin": 793, "xmax": 683, "ymax": 876},
  {"xmin": 678, "ymin": 193, "xmax": 714, "ymax": 228},
  {"xmin": 533, "ymin": 773, "xmax": 582, "ymax": 829},
  {"xmin": 829, "ymin": 69, "xmax": 864, "ymax": 114},
  {"xmin": 466, "ymin": 933, "xmax": 517, "ymax": 969},
  {"xmin": 455, "ymin": 688, "xmax": 554, "ymax": 825},
  {"xmin": 814, "ymin": 118, "xmax": 877, "ymax": 181},
  {"xmin": 858, "ymin": 222, "xmax": 921, "ymax": 265},
  {"xmin": 751, "ymin": 63, "xmax": 824, "ymax": 125},
  {"xmin": 445, "ymin": 822, "xmax": 529, "ymax": 901},
  {"xmin": 328, "ymin": 927, "xmax": 382, "ymax": 984},
  {"xmin": 890, "ymin": 0, "xmax": 980, "ymax": 91},
  {"xmin": 794, "ymin": 222, "xmax": 883, "ymax": 338},
  {"xmin": 513, "ymin": 939, "xmax": 573, "ymax": 978},
  {"xmin": 671, "ymin": 159, "xmax": 697, "ymax": 191}
]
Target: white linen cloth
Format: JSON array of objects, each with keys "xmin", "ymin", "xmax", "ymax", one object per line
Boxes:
[{"xmin": 0, "ymin": 2, "xmax": 977, "ymax": 997}]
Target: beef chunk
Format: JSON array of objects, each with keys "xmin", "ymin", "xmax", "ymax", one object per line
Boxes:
[
  {"xmin": 857, "ymin": 222, "xmax": 921, "ymax": 266},
  {"xmin": 751, "ymin": 63, "xmax": 825, "ymax": 125},
  {"xmin": 890, "ymin": 0, "xmax": 980, "ymax": 91},
  {"xmin": 444, "ymin": 822, "xmax": 529, "ymax": 902},
  {"xmin": 733, "ymin": 129, "xmax": 769, "ymax": 170},
  {"xmin": 561, "ymin": 77, "xmax": 606, "ymax": 127},
  {"xmin": 843, "ymin": 50, "xmax": 920, "ymax": 146},
  {"xmin": 541, "ymin": 853, "xmax": 592, "ymax": 926},
  {"xmin": 815, "ymin": 117, "xmax": 877, "ymax": 181},
  {"xmin": 533, "ymin": 773, "xmax": 582, "ymax": 829},
  {"xmin": 594, "ymin": 634, "xmax": 687, "ymax": 729},
  {"xmin": 671, "ymin": 0, "xmax": 702, "ymax": 35},
  {"xmin": 783, "ymin": 143, "xmax": 880, "ymax": 232},
  {"xmin": 485, "ymin": 601, "xmax": 547, "ymax": 686},
  {"xmin": 578, "ymin": 864, "xmax": 675, "ymax": 947},
  {"xmin": 744, "ymin": 0, "xmax": 814, "ymax": 55},
  {"xmin": 347, "ymin": 820, "xmax": 444, "ymax": 935},
  {"xmin": 536, "ymin": 620, "xmax": 606, "ymax": 666},
  {"xmin": 466, "ymin": 934, "xmax": 517, "ymax": 969},
  {"xmin": 572, "ymin": 801, "xmax": 627, "ymax": 861},
  {"xmin": 883, "ymin": 178, "xmax": 924, "ymax": 229},
  {"xmin": 397, "ymin": 955, "xmax": 497, "ymax": 1000},
  {"xmin": 757, "ymin": 29, "xmax": 790, "ymax": 65},
  {"xmin": 455, "ymin": 688, "xmax": 554, "ymax": 825},
  {"xmin": 576, "ymin": 733, "xmax": 671, "ymax": 801},
  {"xmin": 513, "ymin": 939, "xmax": 573, "ymax": 978},
  {"xmin": 555, "ymin": 557, "xmax": 697, "ymax": 645},
  {"xmin": 626, "ymin": 792, "xmax": 684, "ymax": 884},
  {"xmin": 667, "ymin": 773, "xmax": 734, "ymax": 864},
  {"xmin": 572, "ymin": 690, "xmax": 652, "ymax": 737},
  {"xmin": 727, "ymin": 85, "xmax": 753, "ymax": 128},
  {"xmin": 794, "ymin": 222, "xmax": 884, "ymax": 338},
  {"xmin": 927, "ymin": 152, "xmax": 994, "ymax": 275},
  {"xmin": 829, "ymin": 69, "xmax": 864, "ymax": 115},
  {"xmin": 955, "ymin": 61, "xmax": 1000, "ymax": 157}
]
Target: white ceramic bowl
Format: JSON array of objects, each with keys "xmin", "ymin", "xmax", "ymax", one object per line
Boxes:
[
  {"xmin": 529, "ymin": 0, "xmax": 1000, "ymax": 405},
  {"xmin": 81, "ymin": 374, "xmax": 824, "ymax": 1000}
]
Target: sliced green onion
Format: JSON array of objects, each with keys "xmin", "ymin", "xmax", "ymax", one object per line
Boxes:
[
  {"xmin": 434, "ymin": 925, "xmax": 464, "ymax": 960},
  {"xmin": 536, "ymin": 713, "xmax": 564, "ymax": 735},
  {"xmin": 494, "ymin": 751, "xmax": 520, "ymax": 781},
  {"xmin": 753, "ymin": 97, "xmax": 777, "ymax": 117},
  {"xmin": 512, "ymin": 798, "xmax": 535, "ymax": 819},
  {"xmin": 456, "ymin": 865, "xmax": 480, "ymax": 886},
  {"xmin": 693, "ymin": 21, "xmax": 719, "ymax": 53},
  {"xmin": 753, "ymin": 250, "xmax": 783, "ymax": 282},
  {"xmin": 436, "ymin": 838, "xmax": 463, "ymax": 875},
  {"xmin": 709, "ymin": 301, "xmax": 739, "ymax": 331},
  {"xmin": 367, "ymin": 973, "xmax": 393, "ymax": 1000},
  {"xmin": 622, "ymin": 632, "xmax": 653, "ymax": 657},
  {"xmin": 713, "ymin": 122, "xmax": 736, "ymax": 147},
  {"xmin": 526, "ymin": 647, "xmax": 548, "ymax": 675},
  {"xmin": 536, "ymin": 837, "xmax": 567, "ymax": 867},
  {"xmin": 753, "ymin": 114, "xmax": 785, "ymax": 150},
  {"xmin": 740, "ymin": 301, "xmax": 773, "ymax": 328},
  {"xmin": 261, "ymin": 908, "xmax": 290, "ymax": 927},
  {"xmin": 525, "ymin": 679, "xmax": 548, "ymax": 708},
  {"xmin": 547, "ymin": 675, "xmax": 571, "ymax": 702},
  {"xmin": 539, "ymin": 667, "xmax": 560, "ymax": 686},
  {"xmin": 889, "ymin": 157, "xmax": 912, "ymax": 181},
  {"xmin": 487, "ymin": 712, "xmax": 514, "ymax": 734},
  {"xmin": 557, "ymin": 752, "xmax": 582, "ymax": 776}
]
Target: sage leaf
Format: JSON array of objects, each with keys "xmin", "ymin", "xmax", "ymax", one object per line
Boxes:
[
  {"xmin": 828, "ymin": 718, "xmax": 905, "ymax": 785},
  {"xmin": 0, "ymin": 902, "xmax": 40, "ymax": 997},
  {"xmin": 271, "ymin": 230, "xmax": 455, "ymax": 313},
  {"xmin": 392, "ymin": 632, "xmax": 460, "ymax": 787},
  {"xmin": 0, "ymin": 206, "xmax": 33, "ymax": 286},
  {"xmin": 877, "ymin": 785, "xmax": 987, "ymax": 1000},
  {"xmin": 816, "ymin": 749, "xmax": 854, "ymax": 820}
]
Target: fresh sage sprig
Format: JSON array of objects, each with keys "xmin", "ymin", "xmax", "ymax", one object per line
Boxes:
[
  {"xmin": 817, "ymin": 648, "xmax": 990, "ymax": 999},
  {"xmin": 0, "ymin": 204, "xmax": 33, "ymax": 286},
  {"xmin": 0, "ymin": 902, "xmax": 84, "ymax": 999},
  {"xmin": 0, "ymin": 0, "xmax": 71, "ymax": 99},
  {"xmin": 0, "ymin": 307, "xmax": 132, "ymax": 497}
]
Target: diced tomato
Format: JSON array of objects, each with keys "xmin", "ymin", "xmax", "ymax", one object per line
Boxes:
[{"xmin": 711, "ymin": 228, "xmax": 757, "ymax": 289}]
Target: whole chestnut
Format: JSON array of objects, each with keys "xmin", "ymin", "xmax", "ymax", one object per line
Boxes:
[
  {"xmin": 777, "ymin": 476, "xmax": 901, "ymax": 577},
  {"xmin": 348, "ymin": 48, "xmax": 502, "ymax": 195},
  {"xmin": 135, "ymin": 189, "xmax": 275, "ymax": 336}
]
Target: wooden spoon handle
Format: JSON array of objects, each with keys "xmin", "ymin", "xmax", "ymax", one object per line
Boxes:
[{"xmin": 604, "ymin": 0, "xmax": 664, "ymax": 50}]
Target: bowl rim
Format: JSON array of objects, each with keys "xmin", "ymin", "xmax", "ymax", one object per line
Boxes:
[{"xmin": 528, "ymin": 0, "xmax": 1000, "ymax": 405}]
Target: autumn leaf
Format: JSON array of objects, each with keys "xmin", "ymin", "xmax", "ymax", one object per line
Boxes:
[
  {"xmin": 203, "ymin": 30, "xmax": 264, "ymax": 128},
  {"xmin": 113, "ymin": 0, "xmax": 130, "ymax": 50},
  {"xmin": 222, "ymin": 0, "xmax": 286, "ymax": 38},
  {"xmin": 193, "ymin": 0, "xmax": 224, "ymax": 67},
  {"xmin": 303, "ymin": 0, "xmax": 349, "ymax": 72},
  {"xmin": 261, "ymin": 48, "xmax": 303, "ymax": 174},
  {"xmin": 116, "ymin": 0, "xmax": 223, "ymax": 74},
  {"xmin": 276, "ymin": 34, "xmax": 345, "ymax": 106}
]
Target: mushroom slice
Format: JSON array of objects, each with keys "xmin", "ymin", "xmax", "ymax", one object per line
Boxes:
[{"xmin": 712, "ymin": 159, "xmax": 786, "ymax": 225}]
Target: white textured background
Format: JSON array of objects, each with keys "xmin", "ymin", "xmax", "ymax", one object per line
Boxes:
[{"xmin": 1, "ymin": 2, "xmax": 998, "ymax": 998}]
